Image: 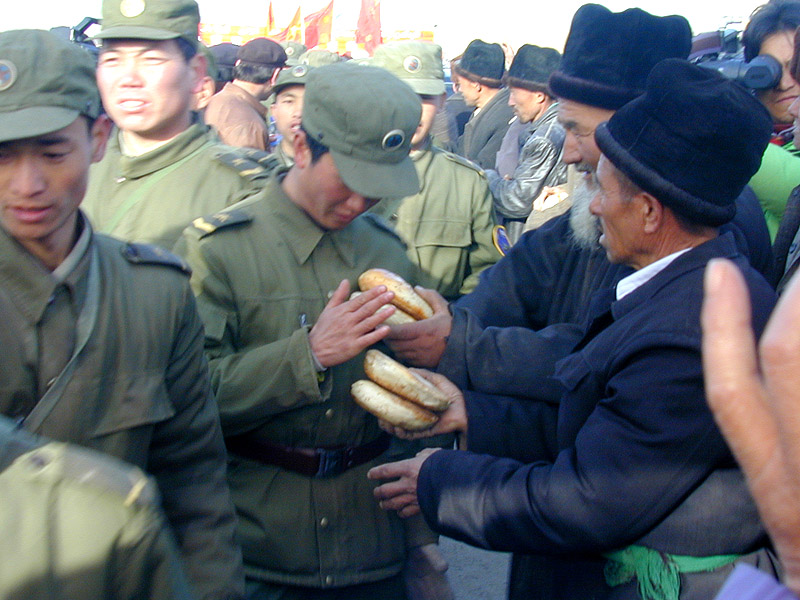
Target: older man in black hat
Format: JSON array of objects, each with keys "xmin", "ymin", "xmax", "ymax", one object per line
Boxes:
[
  {"xmin": 484, "ymin": 44, "xmax": 566, "ymax": 244},
  {"xmin": 454, "ymin": 39, "xmax": 515, "ymax": 170},
  {"xmin": 205, "ymin": 37, "xmax": 287, "ymax": 150},
  {"xmin": 371, "ymin": 58, "xmax": 779, "ymax": 600}
]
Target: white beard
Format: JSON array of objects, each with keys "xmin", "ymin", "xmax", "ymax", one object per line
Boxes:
[{"xmin": 569, "ymin": 176, "xmax": 602, "ymax": 250}]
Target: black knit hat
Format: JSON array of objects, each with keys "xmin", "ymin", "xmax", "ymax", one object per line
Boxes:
[
  {"xmin": 595, "ymin": 59, "xmax": 772, "ymax": 226},
  {"xmin": 505, "ymin": 44, "xmax": 561, "ymax": 92},
  {"xmin": 550, "ymin": 4, "xmax": 692, "ymax": 110},
  {"xmin": 454, "ymin": 39, "xmax": 505, "ymax": 88}
]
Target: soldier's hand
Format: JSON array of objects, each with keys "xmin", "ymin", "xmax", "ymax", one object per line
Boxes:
[
  {"xmin": 404, "ymin": 543, "xmax": 454, "ymax": 600},
  {"xmin": 368, "ymin": 448, "xmax": 441, "ymax": 518},
  {"xmin": 385, "ymin": 287, "xmax": 451, "ymax": 368},
  {"xmin": 378, "ymin": 369, "xmax": 468, "ymax": 442},
  {"xmin": 309, "ymin": 279, "xmax": 396, "ymax": 368},
  {"xmin": 702, "ymin": 259, "xmax": 800, "ymax": 593}
]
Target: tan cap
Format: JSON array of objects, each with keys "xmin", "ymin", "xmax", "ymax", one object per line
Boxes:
[{"xmin": 0, "ymin": 30, "xmax": 101, "ymax": 143}]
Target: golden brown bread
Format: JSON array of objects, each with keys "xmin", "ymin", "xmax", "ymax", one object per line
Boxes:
[
  {"xmin": 351, "ymin": 380, "xmax": 438, "ymax": 431},
  {"xmin": 363, "ymin": 350, "xmax": 451, "ymax": 411},
  {"xmin": 357, "ymin": 268, "xmax": 433, "ymax": 320},
  {"xmin": 349, "ymin": 291, "xmax": 417, "ymax": 325}
]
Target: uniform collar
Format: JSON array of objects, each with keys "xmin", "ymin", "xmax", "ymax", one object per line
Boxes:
[
  {"xmin": 0, "ymin": 212, "xmax": 93, "ymax": 324},
  {"xmin": 112, "ymin": 116, "xmax": 212, "ymax": 180},
  {"xmin": 266, "ymin": 173, "xmax": 357, "ymax": 268}
]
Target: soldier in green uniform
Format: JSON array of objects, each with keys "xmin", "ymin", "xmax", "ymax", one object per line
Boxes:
[
  {"xmin": 0, "ymin": 416, "xmax": 192, "ymax": 600},
  {"xmin": 82, "ymin": 0, "xmax": 270, "ymax": 251},
  {"xmin": 177, "ymin": 62, "xmax": 451, "ymax": 600},
  {"xmin": 0, "ymin": 29, "xmax": 244, "ymax": 600},
  {"xmin": 370, "ymin": 41, "xmax": 502, "ymax": 299},
  {"xmin": 268, "ymin": 64, "xmax": 313, "ymax": 169}
]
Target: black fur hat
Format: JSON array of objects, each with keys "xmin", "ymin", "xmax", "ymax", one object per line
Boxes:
[
  {"xmin": 455, "ymin": 39, "xmax": 505, "ymax": 88},
  {"xmin": 505, "ymin": 44, "xmax": 561, "ymax": 92},
  {"xmin": 549, "ymin": 4, "xmax": 691, "ymax": 110},
  {"xmin": 595, "ymin": 59, "xmax": 772, "ymax": 226}
]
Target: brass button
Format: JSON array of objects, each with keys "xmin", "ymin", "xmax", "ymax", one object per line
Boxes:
[
  {"xmin": 325, "ymin": 575, "xmax": 333, "ymax": 586},
  {"xmin": 320, "ymin": 517, "xmax": 329, "ymax": 528},
  {"xmin": 324, "ymin": 409, "xmax": 334, "ymax": 419}
]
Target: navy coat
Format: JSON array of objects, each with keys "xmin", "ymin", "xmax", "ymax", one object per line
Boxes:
[{"xmin": 418, "ymin": 234, "xmax": 778, "ymax": 599}]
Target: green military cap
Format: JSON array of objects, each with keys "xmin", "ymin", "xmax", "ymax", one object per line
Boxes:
[
  {"xmin": 299, "ymin": 49, "xmax": 341, "ymax": 67},
  {"xmin": 372, "ymin": 41, "xmax": 446, "ymax": 96},
  {"xmin": 197, "ymin": 42, "xmax": 218, "ymax": 79},
  {"xmin": 281, "ymin": 41, "xmax": 307, "ymax": 66},
  {"xmin": 0, "ymin": 30, "xmax": 101, "ymax": 143},
  {"xmin": 272, "ymin": 64, "xmax": 314, "ymax": 98},
  {"xmin": 303, "ymin": 62, "xmax": 421, "ymax": 199},
  {"xmin": 94, "ymin": 0, "xmax": 200, "ymax": 49}
]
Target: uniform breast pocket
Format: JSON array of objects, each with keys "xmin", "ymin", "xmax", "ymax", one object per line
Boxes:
[
  {"xmin": 91, "ymin": 372, "xmax": 175, "ymax": 438},
  {"xmin": 554, "ymin": 352, "xmax": 606, "ymax": 443},
  {"xmin": 412, "ymin": 220, "xmax": 471, "ymax": 295}
]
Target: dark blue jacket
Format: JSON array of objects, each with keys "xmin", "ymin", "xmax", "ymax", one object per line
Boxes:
[
  {"xmin": 438, "ymin": 188, "xmax": 773, "ymax": 400},
  {"xmin": 419, "ymin": 234, "xmax": 777, "ymax": 599}
]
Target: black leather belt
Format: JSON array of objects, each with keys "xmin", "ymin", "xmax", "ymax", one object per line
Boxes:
[{"xmin": 225, "ymin": 432, "xmax": 391, "ymax": 478}]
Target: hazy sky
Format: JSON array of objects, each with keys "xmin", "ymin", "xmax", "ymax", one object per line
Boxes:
[{"xmin": 5, "ymin": 0, "xmax": 761, "ymax": 58}]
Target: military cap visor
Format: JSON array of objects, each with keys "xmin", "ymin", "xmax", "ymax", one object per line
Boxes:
[
  {"xmin": 328, "ymin": 147, "xmax": 420, "ymax": 200},
  {"xmin": 94, "ymin": 25, "xmax": 185, "ymax": 42},
  {"xmin": 0, "ymin": 107, "xmax": 84, "ymax": 144}
]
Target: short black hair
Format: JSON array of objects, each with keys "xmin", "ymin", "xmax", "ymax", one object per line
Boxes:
[
  {"xmin": 742, "ymin": 0, "xmax": 800, "ymax": 61},
  {"xmin": 233, "ymin": 62, "xmax": 277, "ymax": 84},
  {"xmin": 300, "ymin": 125, "xmax": 329, "ymax": 163}
]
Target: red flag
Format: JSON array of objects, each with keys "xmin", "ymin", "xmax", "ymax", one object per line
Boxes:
[
  {"xmin": 273, "ymin": 7, "xmax": 303, "ymax": 43},
  {"xmin": 267, "ymin": 1, "xmax": 276, "ymax": 34},
  {"xmin": 304, "ymin": 1, "xmax": 333, "ymax": 50},
  {"xmin": 355, "ymin": 0, "xmax": 381, "ymax": 55}
]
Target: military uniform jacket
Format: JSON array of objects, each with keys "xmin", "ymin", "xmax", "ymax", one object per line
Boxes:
[
  {"xmin": 419, "ymin": 234, "xmax": 778, "ymax": 599},
  {"xmin": 0, "ymin": 220, "xmax": 243, "ymax": 600},
  {"xmin": 0, "ymin": 418, "xmax": 193, "ymax": 600},
  {"xmin": 371, "ymin": 140, "xmax": 501, "ymax": 299},
  {"xmin": 177, "ymin": 174, "xmax": 422, "ymax": 588},
  {"xmin": 204, "ymin": 82, "xmax": 271, "ymax": 151},
  {"xmin": 487, "ymin": 102, "xmax": 568, "ymax": 244},
  {"xmin": 457, "ymin": 87, "xmax": 514, "ymax": 170},
  {"xmin": 83, "ymin": 119, "xmax": 264, "ymax": 250}
]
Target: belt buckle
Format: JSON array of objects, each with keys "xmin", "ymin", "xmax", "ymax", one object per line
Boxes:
[{"xmin": 315, "ymin": 447, "xmax": 348, "ymax": 478}]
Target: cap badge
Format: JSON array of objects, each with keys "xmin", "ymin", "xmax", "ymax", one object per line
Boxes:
[
  {"xmin": 291, "ymin": 65, "xmax": 308, "ymax": 77},
  {"xmin": 286, "ymin": 47, "xmax": 296, "ymax": 56},
  {"xmin": 403, "ymin": 56, "xmax": 421, "ymax": 74},
  {"xmin": 120, "ymin": 0, "xmax": 146, "ymax": 18},
  {"xmin": 0, "ymin": 60, "xmax": 17, "ymax": 92},
  {"xmin": 381, "ymin": 129, "xmax": 405, "ymax": 150}
]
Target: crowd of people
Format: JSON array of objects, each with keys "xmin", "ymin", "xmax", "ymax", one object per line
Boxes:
[{"xmin": 4, "ymin": 0, "xmax": 800, "ymax": 599}]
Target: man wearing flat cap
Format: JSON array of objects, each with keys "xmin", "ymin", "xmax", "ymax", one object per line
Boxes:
[
  {"xmin": 83, "ymin": 0, "xmax": 269, "ymax": 251},
  {"xmin": 210, "ymin": 42, "xmax": 240, "ymax": 91},
  {"xmin": 205, "ymin": 37, "xmax": 287, "ymax": 150},
  {"xmin": 372, "ymin": 58, "xmax": 780, "ymax": 600},
  {"xmin": 0, "ymin": 29, "xmax": 244, "ymax": 600},
  {"xmin": 370, "ymin": 41, "xmax": 501, "ymax": 299},
  {"xmin": 485, "ymin": 44, "xmax": 567, "ymax": 244},
  {"xmin": 177, "ymin": 62, "xmax": 448, "ymax": 600},
  {"xmin": 455, "ymin": 39, "xmax": 515, "ymax": 170}
]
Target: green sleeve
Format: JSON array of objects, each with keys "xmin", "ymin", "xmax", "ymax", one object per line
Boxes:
[
  {"xmin": 460, "ymin": 176, "xmax": 502, "ymax": 295},
  {"xmin": 748, "ymin": 143, "xmax": 800, "ymax": 240}
]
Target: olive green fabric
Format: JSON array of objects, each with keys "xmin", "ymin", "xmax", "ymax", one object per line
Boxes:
[
  {"xmin": 0, "ymin": 30, "xmax": 102, "ymax": 142},
  {"xmin": 0, "ymin": 220, "xmax": 244, "ymax": 600},
  {"xmin": 0, "ymin": 419, "xmax": 192, "ymax": 600},
  {"xmin": 281, "ymin": 41, "xmax": 307, "ymax": 66},
  {"xmin": 271, "ymin": 64, "xmax": 313, "ymax": 98},
  {"xmin": 371, "ymin": 141, "xmax": 501, "ymax": 299},
  {"xmin": 176, "ymin": 172, "xmax": 428, "ymax": 588},
  {"xmin": 269, "ymin": 140, "xmax": 295, "ymax": 169},
  {"xmin": 94, "ymin": 0, "xmax": 201, "ymax": 49},
  {"xmin": 298, "ymin": 49, "xmax": 340, "ymax": 67},
  {"xmin": 302, "ymin": 63, "xmax": 421, "ymax": 199},
  {"xmin": 372, "ymin": 41, "xmax": 446, "ymax": 96},
  {"xmin": 83, "ymin": 119, "xmax": 266, "ymax": 250}
]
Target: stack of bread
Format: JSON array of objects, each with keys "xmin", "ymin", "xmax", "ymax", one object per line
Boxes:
[
  {"xmin": 356, "ymin": 268, "xmax": 433, "ymax": 325},
  {"xmin": 351, "ymin": 350, "xmax": 451, "ymax": 431}
]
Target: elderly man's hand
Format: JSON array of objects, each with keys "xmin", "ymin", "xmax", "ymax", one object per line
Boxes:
[
  {"xmin": 368, "ymin": 448, "xmax": 441, "ymax": 518},
  {"xmin": 702, "ymin": 258, "xmax": 800, "ymax": 594},
  {"xmin": 385, "ymin": 287, "xmax": 451, "ymax": 368},
  {"xmin": 378, "ymin": 369, "xmax": 468, "ymax": 443},
  {"xmin": 309, "ymin": 279, "xmax": 396, "ymax": 368}
]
